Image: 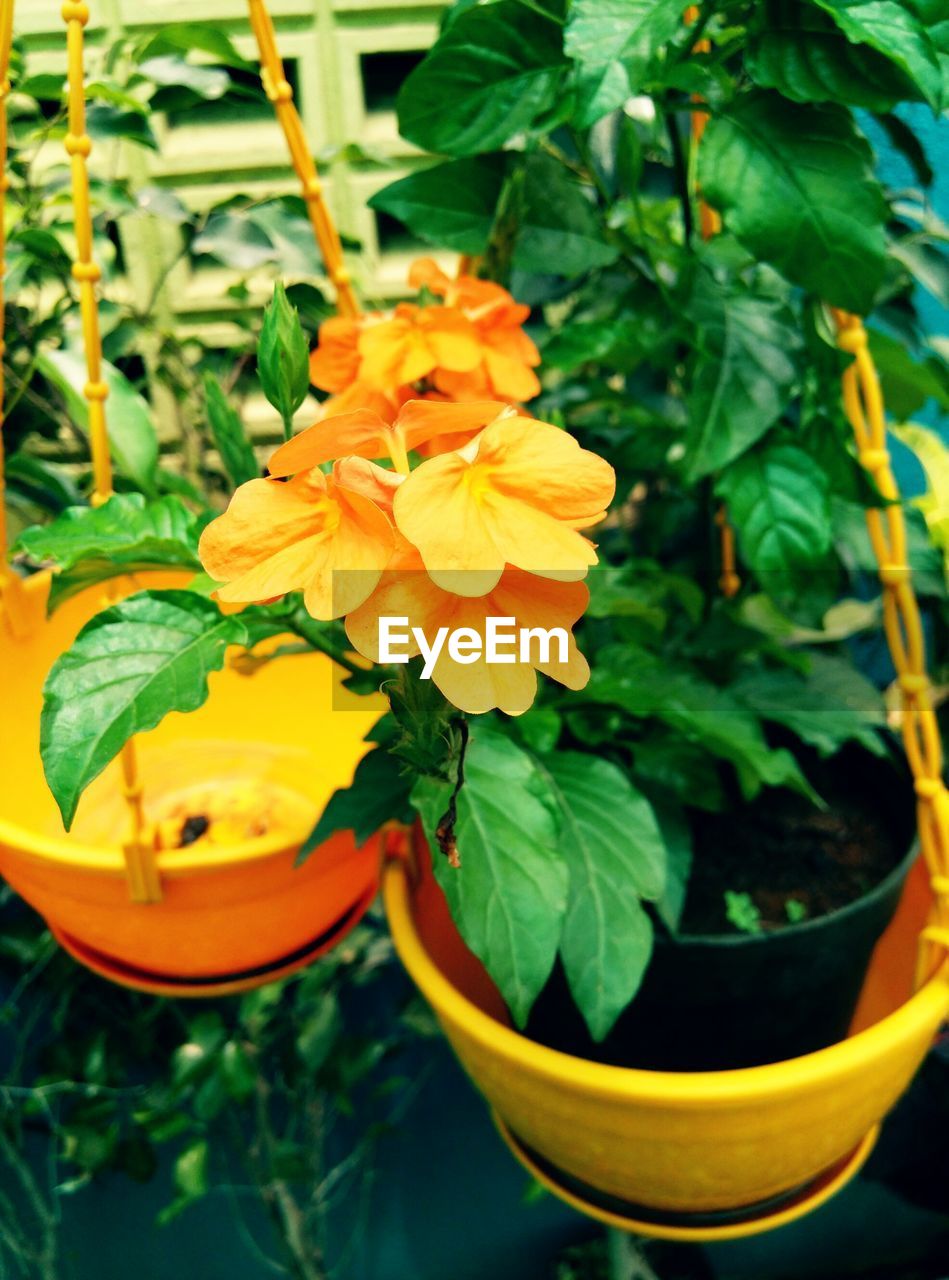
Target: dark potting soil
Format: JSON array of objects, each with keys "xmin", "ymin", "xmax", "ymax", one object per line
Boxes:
[{"xmin": 681, "ymin": 780, "xmax": 905, "ymax": 936}]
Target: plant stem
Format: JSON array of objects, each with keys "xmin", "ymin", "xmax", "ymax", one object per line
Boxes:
[
  {"xmin": 281, "ymin": 409, "xmax": 295, "ymax": 444},
  {"xmin": 666, "ymin": 112, "xmax": 694, "ymax": 244}
]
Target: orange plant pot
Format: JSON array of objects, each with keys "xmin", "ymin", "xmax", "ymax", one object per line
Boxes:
[{"xmin": 0, "ymin": 573, "xmax": 384, "ymax": 993}]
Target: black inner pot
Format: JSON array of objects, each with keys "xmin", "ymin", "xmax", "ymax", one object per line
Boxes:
[{"xmin": 526, "ymin": 747, "xmax": 918, "ymax": 1072}]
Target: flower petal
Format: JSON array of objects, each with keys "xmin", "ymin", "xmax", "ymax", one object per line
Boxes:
[
  {"xmin": 333, "ymin": 456, "xmax": 403, "ymax": 515},
  {"xmin": 309, "ymin": 316, "xmax": 363, "ymax": 392},
  {"xmin": 393, "ymin": 451, "xmax": 504, "ymax": 596},
  {"xmin": 479, "ymin": 416, "xmax": 615, "ymax": 523},
  {"xmin": 199, "ymin": 472, "xmax": 328, "ymax": 586},
  {"xmin": 267, "ymin": 409, "xmax": 390, "ymax": 476},
  {"xmin": 395, "ymin": 398, "xmax": 509, "ymax": 453}
]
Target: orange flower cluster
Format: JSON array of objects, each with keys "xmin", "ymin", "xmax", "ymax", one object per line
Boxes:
[
  {"xmin": 200, "ymin": 399, "xmax": 614, "ymax": 715},
  {"xmin": 309, "ymin": 259, "xmax": 541, "ymax": 426}
]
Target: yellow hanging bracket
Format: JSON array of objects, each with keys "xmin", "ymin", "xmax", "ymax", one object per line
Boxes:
[
  {"xmin": 246, "ymin": 0, "xmax": 360, "ymax": 319},
  {"xmin": 57, "ymin": 0, "xmax": 160, "ymax": 902}
]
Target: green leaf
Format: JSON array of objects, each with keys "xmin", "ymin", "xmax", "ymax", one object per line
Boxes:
[
  {"xmin": 513, "ymin": 153, "xmax": 618, "ymax": 275},
  {"xmin": 41, "ymin": 591, "xmax": 249, "ymax": 828},
  {"xmin": 685, "ymin": 268, "xmax": 801, "ymax": 480},
  {"xmin": 173, "ymin": 1141, "xmax": 209, "ymax": 1199},
  {"xmin": 698, "ymin": 91, "xmax": 886, "ymax": 312},
  {"xmin": 85, "ymin": 103, "xmax": 158, "ymax": 151},
  {"xmin": 138, "ymin": 23, "xmax": 253, "ymax": 69},
  {"xmin": 299, "ymin": 747, "xmax": 413, "ymax": 862},
  {"xmin": 867, "ymin": 329, "xmax": 949, "ymax": 418},
  {"xmin": 258, "ymin": 282, "xmax": 310, "ymax": 429},
  {"xmin": 203, "ymin": 375, "xmax": 259, "ymax": 488},
  {"xmin": 717, "ymin": 442, "xmax": 832, "ymax": 577},
  {"xmin": 413, "ymin": 726, "xmax": 568, "ymax": 1028},
  {"xmin": 586, "ymin": 650, "xmax": 817, "ymax": 802},
  {"xmin": 14, "ymin": 493, "xmax": 202, "ymax": 610},
  {"xmin": 192, "ymin": 213, "xmax": 276, "ymax": 271},
  {"xmin": 747, "ymin": 0, "xmax": 921, "ymax": 109},
  {"xmin": 565, "ymin": 0, "xmax": 684, "ymax": 126},
  {"xmin": 396, "ymin": 0, "xmax": 568, "ymax": 156},
  {"xmin": 138, "ymin": 55, "xmax": 231, "ymax": 101},
  {"xmin": 536, "ymin": 752, "xmax": 665, "ymax": 1041},
  {"xmin": 650, "ymin": 801, "xmax": 693, "ymax": 933},
  {"xmin": 811, "ymin": 0, "xmax": 943, "ymax": 109},
  {"xmin": 36, "ymin": 348, "xmax": 159, "ymax": 496},
  {"xmin": 733, "ymin": 652, "xmax": 887, "ymax": 757},
  {"xmin": 368, "ymin": 155, "xmax": 508, "ymax": 255},
  {"xmin": 296, "ymin": 995, "xmax": 342, "ymax": 1072}
]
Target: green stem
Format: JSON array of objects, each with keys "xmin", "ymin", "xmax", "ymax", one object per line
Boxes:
[{"xmin": 280, "ymin": 409, "xmax": 295, "ymax": 444}]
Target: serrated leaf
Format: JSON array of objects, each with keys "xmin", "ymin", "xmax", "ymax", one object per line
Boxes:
[
  {"xmin": 368, "ymin": 155, "xmax": 508, "ymax": 255},
  {"xmin": 396, "ymin": 0, "xmax": 567, "ymax": 156},
  {"xmin": 42, "ymin": 590, "xmax": 249, "ymax": 828},
  {"xmin": 733, "ymin": 653, "xmax": 887, "ymax": 757},
  {"xmin": 36, "ymin": 348, "xmax": 159, "ymax": 495},
  {"xmin": 412, "ymin": 726, "xmax": 568, "ymax": 1028},
  {"xmin": 203, "ymin": 375, "xmax": 259, "ymax": 488},
  {"xmin": 15, "ymin": 493, "xmax": 202, "ymax": 610},
  {"xmin": 564, "ymin": 0, "xmax": 684, "ymax": 126},
  {"xmin": 536, "ymin": 752, "xmax": 665, "ymax": 1041},
  {"xmin": 685, "ymin": 268, "xmax": 801, "ymax": 480},
  {"xmin": 717, "ymin": 442, "xmax": 832, "ymax": 576},
  {"xmin": 747, "ymin": 0, "xmax": 921, "ymax": 110},
  {"xmin": 299, "ymin": 747, "xmax": 413, "ymax": 862},
  {"xmin": 698, "ymin": 91, "xmax": 886, "ymax": 312},
  {"xmin": 811, "ymin": 0, "xmax": 943, "ymax": 110}
]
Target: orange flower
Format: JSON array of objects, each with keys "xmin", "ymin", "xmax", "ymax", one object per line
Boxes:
[
  {"xmin": 357, "ymin": 302, "xmax": 483, "ymax": 390},
  {"xmin": 393, "ymin": 414, "xmax": 615, "ymax": 596},
  {"xmin": 199, "ymin": 459, "xmax": 395, "ymax": 620},
  {"xmin": 408, "ymin": 258, "xmax": 541, "ymax": 402},
  {"xmin": 268, "ymin": 400, "xmax": 510, "ymax": 477},
  {"xmin": 345, "ymin": 547, "xmax": 590, "ymax": 715}
]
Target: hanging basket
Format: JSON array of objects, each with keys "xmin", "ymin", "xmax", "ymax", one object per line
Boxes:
[
  {"xmin": 384, "ymin": 839, "xmax": 949, "ymax": 1242},
  {"xmin": 0, "ymin": 571, "xmax": 384, "ymax": 996}
]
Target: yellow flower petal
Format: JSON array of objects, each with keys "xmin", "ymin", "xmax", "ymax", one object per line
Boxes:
[{"xmin": 267, "ymin": 410, "xmax": 391, "ymax": 476}]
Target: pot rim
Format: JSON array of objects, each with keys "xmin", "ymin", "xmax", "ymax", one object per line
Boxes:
[
  {"xmin": 383, "ymin": 858, "xmax": 949, "ymax": 1105},
  {"xmin": 0, "ymin": 813, "xmax": 325, "ymax": 877},
  {"xmin": 664, "ymin": 835, "xmax": 921, "ymax": 949}
]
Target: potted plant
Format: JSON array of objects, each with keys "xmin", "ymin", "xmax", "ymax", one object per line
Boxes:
[{"xmin": 19, "ymin": 0, "xmax": 949, "ymax": 1231}]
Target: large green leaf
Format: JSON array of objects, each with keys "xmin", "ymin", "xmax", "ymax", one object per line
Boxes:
[
  {"xmin": 733, "ymin": 652, "xmax": 887, "ymax": 757},
  {"xmin": 536, "ymin": 752, "xmax": 665, "ymax": 1041},
  {"xmin": 513, "ymin": 153, "xmax": 618, "ymax": 274},
  {"xmin": 565, "ymin": 0, "xmax": 684, "ymax": 126},
  {"xmin": 42, "ymin": 591, "xmax": 249, "ymax": 828},
  {"xmin": 717, "ymin": 442, "xmax": 833, "ymax": 581},
  {"xmin": 747, "ymin": 0, "xmax": 920, "ymax": 109},
  {"xmin": 14, "ymin": 493, "xmax": 202, "ymax": 609},
  {"xmin": 368, "ymin": 156, "xmax": 508, "ymax": 255},
  {"xmin": 685, "ymin": 268, "xmax": 801, "ymax": 480},
  {"xmin": 37, "ymin": 348, "xmax": 159, "ymax": 496},
  {"xmin": 413, "ymin": 726, "xmax": 568, "ymax": 1027},
  {"xmin": 396, "ymin": 1, "xmax": 568, "ymax": 156},
  {"xmin": 698, "ymin": 91, "xmax": 886, "ymax": 313},
  {"xmin": 811, "ymin": 0, "xmax": 943, "ymax": 109},
  {"xmin": 586, "ymin": 649, "xmax": 817, "ymax": 801}
]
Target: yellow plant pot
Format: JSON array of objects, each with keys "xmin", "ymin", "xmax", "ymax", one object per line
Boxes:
[
  {"xmin": 0, "ymin": 573, "xmax": 384, "ymax": 994},
  {"xmin": 384, "ymin": 849, "xmax": 949, "ymax": 1241}
]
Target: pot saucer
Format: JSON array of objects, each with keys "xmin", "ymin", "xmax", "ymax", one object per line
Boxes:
[
  {"xmin": 50, "ymin": 887, "xmax": 375, "ymax": 997},
  {"xmin": 493, "ymin": 1114, "xmax": 878, "ymax": 1243}
]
